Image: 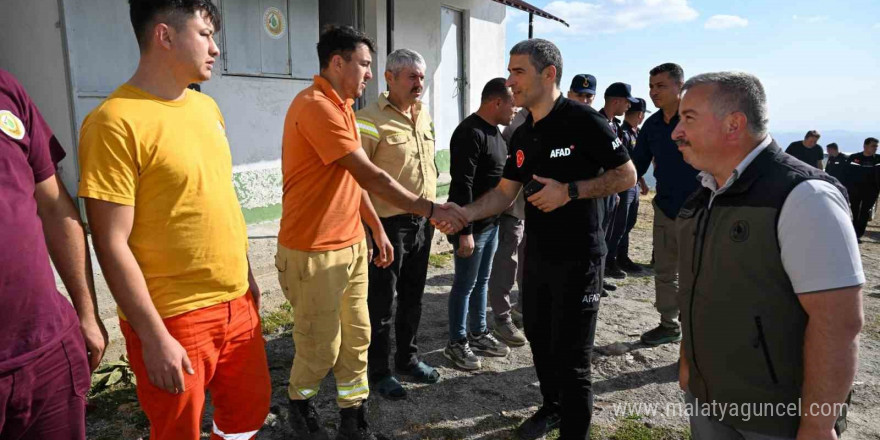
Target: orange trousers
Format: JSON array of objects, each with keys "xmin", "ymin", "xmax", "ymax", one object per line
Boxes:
[{"xmin": 121, "ymin": 292, "xmax": 271, "ymax": 440}]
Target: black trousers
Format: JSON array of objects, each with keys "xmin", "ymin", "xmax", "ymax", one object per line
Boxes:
[
  {"xmin": 367, "ymin": 215, "xmax": 434, "ymax": 380},
  {"xmin": 850, "ymin": 186, "xmax": 880, "ymax": 237},
  {"xmin": 522, "ymin": 247, "xmax": 602, "ymax": 439}
]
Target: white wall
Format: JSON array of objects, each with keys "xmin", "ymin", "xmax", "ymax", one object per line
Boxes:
[
  {"xmin": 0, "ymin": 0, "xmax": 79, "ymax": 193},
  {"xmin": 393, "ymin": 0, "xmax": 506, "ymax": 140}
]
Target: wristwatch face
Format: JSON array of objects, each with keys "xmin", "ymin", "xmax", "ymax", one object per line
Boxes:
[{"xmin": 568, "ymin": 182, "xmax": 578, "ymax": 199}]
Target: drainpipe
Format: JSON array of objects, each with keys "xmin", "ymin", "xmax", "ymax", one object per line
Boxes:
[
  {"xmin": 387, "ymin": 0, "xmax": 394, "ymax": 54},
  {"xmin": 528, "ymin": 12, "xmax": 534, "ymax": 38}
]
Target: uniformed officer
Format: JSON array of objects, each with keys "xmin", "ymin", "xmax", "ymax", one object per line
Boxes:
[
  {"xmin": 566, "ymin": 73, "xmax": 597, "ymax": 107},
  {"xmin": 435, "ymin": 38, "xmax": 636, "ymax": 440},
  {"xmin": 599, "ymin": 83, "xmax": 638, "ymax": 280},
  {"xmin": 824, "ymin": 143, "xmax": 848, "ymax": 183},
  {"xmin": 607, "ymin": 98, "xmax": 651, "ymax": 276},
  {"xmin": 845, "ymin": 137, "xmax": 880, "ymax": 240}
]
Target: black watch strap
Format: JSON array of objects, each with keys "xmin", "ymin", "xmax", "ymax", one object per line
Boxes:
[{"xmin": 568, "ymin": 182, "xmax": 579, "ymax": 200}]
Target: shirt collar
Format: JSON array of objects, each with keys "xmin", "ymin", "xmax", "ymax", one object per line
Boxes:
[
  {"xmin": 699, "ymin": 136, "xmax": 773, "ymax": 194},
  {"xmin": 313, "ymin": 75, "xmax": 352, "ymax": 109},
  {"xmin": 378, "ymin": 91, "xmax": 422, "ymax": 116}
]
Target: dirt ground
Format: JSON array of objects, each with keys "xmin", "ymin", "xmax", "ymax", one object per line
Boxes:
[{"xmin": 80, "ymin": 193, "xmax": 880, "ymax": 439}]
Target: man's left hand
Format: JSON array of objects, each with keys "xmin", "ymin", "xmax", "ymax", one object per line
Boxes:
[
  {"xmin": 80, "ymin": 318, "xmax": 109, "ymax": 373},
  {"xmin": 527, "ymin": 175, "xmax": 570, "ymax": 212},
  {"xmin": 249, "ymin": 276, "xmax": 261, "ymax": 312}
]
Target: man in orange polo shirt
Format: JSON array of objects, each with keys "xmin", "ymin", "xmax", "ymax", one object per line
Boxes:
[
  {"xmin": 78, "ymin": 2, "xmax": 270, "ymax": 439},
  {"xmin": 278, "ymin": 25, "xmax": 465, "ymax": 440}
]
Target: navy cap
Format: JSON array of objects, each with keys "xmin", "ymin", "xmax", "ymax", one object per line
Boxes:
[
  {"xmin": 605, "ymin": 82, "xmax": 639, "ymax": 104},
  {"xmin": 570, "ymin": 74, "xmax": 597, "ymax": 95},
  {"xmin": 627, "ymin": 97, "xmax": 652, "ymax": 113}
]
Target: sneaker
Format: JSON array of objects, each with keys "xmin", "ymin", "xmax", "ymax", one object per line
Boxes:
[
  {"xmin": 444, "ymin": 339, "xmax": 481, "ymax": 370},
  {"xmin": 336, "ymin": 404, "xmax": 383, "ymax": 440},
  {"xmin": 605, "ymin": 261, "xmax": 627, "ymax": 279},
  {"xmin": 289, "ymin": 398, "xmax": 330, "ymax": 440},
  {"xmin": 516, "ymin": 405, "xmax": 561, "ymax": 440},
  {"xmin": 492, "ymin": 319, "xmax": 527, "ymax": 347},
  {"xmin": 468, "ymin": 330, "xmax": 511, "ymax": 357},
  {"xmin": 617, "ymin": 256, "xmax": 643, "ymax": 273},
  {"xmin": 511, "ymin": 308, "xmax": 524, "ymax": 329},
  {"xmin": 640, "ymin": 324, "xmax": 682, "ymax": 346},
  {"xmin": 603, "ymin": 281, "xmax": 617, "ymax": 291}
]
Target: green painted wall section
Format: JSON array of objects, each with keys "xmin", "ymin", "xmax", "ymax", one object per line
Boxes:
[{"xmin": 235, "ymin": 151, "xmax": 451, "ymax": 224}]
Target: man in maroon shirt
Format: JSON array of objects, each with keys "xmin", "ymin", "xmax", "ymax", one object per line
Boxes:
[{"xmin": 0, "ymin": 69, "xmax": 107, "ymax": 439}]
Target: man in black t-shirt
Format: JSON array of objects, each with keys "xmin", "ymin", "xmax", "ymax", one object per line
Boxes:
[
  {"xmin": 435, "ymin": 39, "xmax": 636, "ymax": 440},
  {"xmin": 785, "ymin": 129, "xmax": 824, "ymax": 169},
  {"xmin": 444, "ymin": 78, "xmax": 517, "ymax": 370},
  {"xmin": 846, "ymin": 137, "xmax": 880, "ymax": 240}
]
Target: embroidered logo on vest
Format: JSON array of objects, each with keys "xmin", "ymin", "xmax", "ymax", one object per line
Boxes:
[{"xmin": 730, "ymin": 220, "xmax": 750, "ymax": 242}]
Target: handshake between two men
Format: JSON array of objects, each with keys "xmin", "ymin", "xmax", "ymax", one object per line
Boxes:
[{"xmin": 428, "ymin": 175, "xmax": 579, "ymax": 235}]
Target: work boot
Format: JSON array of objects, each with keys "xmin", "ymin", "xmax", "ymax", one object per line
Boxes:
[
  {"xmin": 605, "ymin": 260, "xmax": 627, "ymax": 279},
  {"xmin": 603, "ymin": 281, "xmax": 617, "ymax": 292},
  {"xmin": 336, "ymin": 403, "xmax": 382, "ymax": 440},
  {"xmin": 640, "ymin": 324, "xmax": 682, "ymax": 346},
  {"xmin": 617, "ymin": 255, "xmax": 642, "ymax": 273},
  {"xmin": 516, "ymin": 405, "xmax": 561, "ymax": 440},
  {"xmin": 289, "ymin": 398, "xmax": 330, "ymax": 440},
  {"xmin": 492, "ymin": 318, "xmax": 527, "ymax": 347},
  {"xmin": 511, "ymin": 308, "xmax": 524, "ymax": 329}
]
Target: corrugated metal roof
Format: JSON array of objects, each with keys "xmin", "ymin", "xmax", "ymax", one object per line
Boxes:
[{"xmin": 490, "ymin": 0, "xmax": 569, "ymax": 27}]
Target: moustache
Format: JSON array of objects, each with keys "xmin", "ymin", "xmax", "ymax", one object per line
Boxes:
[
  {"xmin": 675, "ymin": 139, "xmax": 689, "ymax": 147},
  {"xmin": 411, "ymin": 88, "xmax": 423, "ymax": 94}
]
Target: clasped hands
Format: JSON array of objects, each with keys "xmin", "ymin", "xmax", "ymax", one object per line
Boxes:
[{"xmin": 430, "ymin": 202, "xmax": 470, "ymax": 235}]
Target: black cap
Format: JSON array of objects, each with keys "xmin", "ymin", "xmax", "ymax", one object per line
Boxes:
[
  {"xmin": 605, "ymin": 82, "xmax": 639, "ymax": 104},
  {"xmin": 626, "ymin": 97, "xmax": 651, "ymax": 113},
  {"xmin": 570, "ymin": 74, "xmax": 597, "ymax": 94}
]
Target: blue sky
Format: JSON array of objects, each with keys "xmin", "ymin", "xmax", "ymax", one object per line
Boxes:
[{"xmin": 503, "ymin": 0, "xmax": 880, "ymax": 133}]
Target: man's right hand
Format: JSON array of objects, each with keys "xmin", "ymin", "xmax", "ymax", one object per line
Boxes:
[
  {"xmin": 431, "ymin": 202, "xmax": 468, "ymax": 234},
  {"xmin": 142, "ymin": 333, "xmax": 195, "ymax": 394},
  {"xmin": 639, "ymin": 177, "xmax": 649, "ymax": 195}
]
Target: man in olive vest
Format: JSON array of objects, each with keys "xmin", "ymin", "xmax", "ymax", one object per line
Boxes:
[{"xmin": 673, "ymin": 72, "xmax": 863, "ymax": 440}]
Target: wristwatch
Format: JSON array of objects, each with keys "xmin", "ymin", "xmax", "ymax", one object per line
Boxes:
[{"xmin": 568, "ymin": 182, "xmax": 579, "ymax": 200}]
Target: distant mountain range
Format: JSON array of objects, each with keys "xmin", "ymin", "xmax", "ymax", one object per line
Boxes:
[{"xmin": 641, "ymin": 130, "xmax": 877, "ymax": 188}]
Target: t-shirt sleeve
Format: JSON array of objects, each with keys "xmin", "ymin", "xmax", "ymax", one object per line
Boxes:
[
  {"xmin": 582, "ymin": 111, "xmax": 630, "ymax": 171},
  {"xmin": 15, "ymin": 78, "xmax": 65, "ymax": 183},
  {"xmin": 298, "ymin": 100, "xmax": 361, "ymax": 165},
  {"xmin": 778, "ymin": 180, "xmax": 864, "ymax": 294},
  {"xmin": 502, "ymin": 132, "xmax": 524, "ymax": 183},
  {"xmin": 77, "ymin": 120, "xmax": 139, "ymax": 206}
]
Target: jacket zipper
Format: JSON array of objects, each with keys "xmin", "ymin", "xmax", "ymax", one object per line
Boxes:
[
  {"xmin": 688, "ymin": 204, "xmax": 711, "ymax": 400},
  {"xmin": 754, "ymin": 316, "xmax": 779, "ymax": 384}
]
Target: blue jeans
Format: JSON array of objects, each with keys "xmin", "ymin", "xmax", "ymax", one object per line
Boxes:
[{"xmin": 448, "ymin": 225, "xmax": 499, "ymax": 342}]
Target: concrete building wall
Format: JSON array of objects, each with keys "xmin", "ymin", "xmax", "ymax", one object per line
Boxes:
[
  {"xmin": 393, "ymin": 0, "xmax": 506, "ymax": 133},
  {"xmin": 0, "ymin": 0, "xmax": 79, "ymax": 194}
]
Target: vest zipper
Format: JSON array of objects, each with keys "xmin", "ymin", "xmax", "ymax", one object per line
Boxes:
[
  {"xmin": 688, "ymin": 205, "xmax": 711, "ymax": 400},
  {"xmin": 754, "ymin": 316, "xmax": 779, "ymax": 384}
]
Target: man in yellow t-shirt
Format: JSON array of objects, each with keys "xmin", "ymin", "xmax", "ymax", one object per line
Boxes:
[{"xmin": 77, "ymin": 2, "xmax": 269, "ymax": 439}]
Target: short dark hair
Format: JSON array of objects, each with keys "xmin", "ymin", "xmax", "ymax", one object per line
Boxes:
[
  {"xmin": 804, "ymin": 130, "xmax": 821, "ymax": 140},
  {"xmin": 827, "ymin": 143, "xmax": 838, "ymax": 151},
  {"xmin": 317, "ymin": 25, "xmax": 376, "ymax": 70},
  {"xmin": 650, "ymin": 63, "xmax": 684, "ymax": 85},
  {"xmin": 129, "ymin": 0, "xmax": 221, "ymax": 51},
  {"xmin": 481, "ymin": 78, "xmax": 511, "ymax": 102},
  {"xmin": 509, "ymin": 39, "xmax": 563, "ymax": 87},
  {"xmin": 865, "ymin": 137, "xmax": 879, "ymax": 146}
]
